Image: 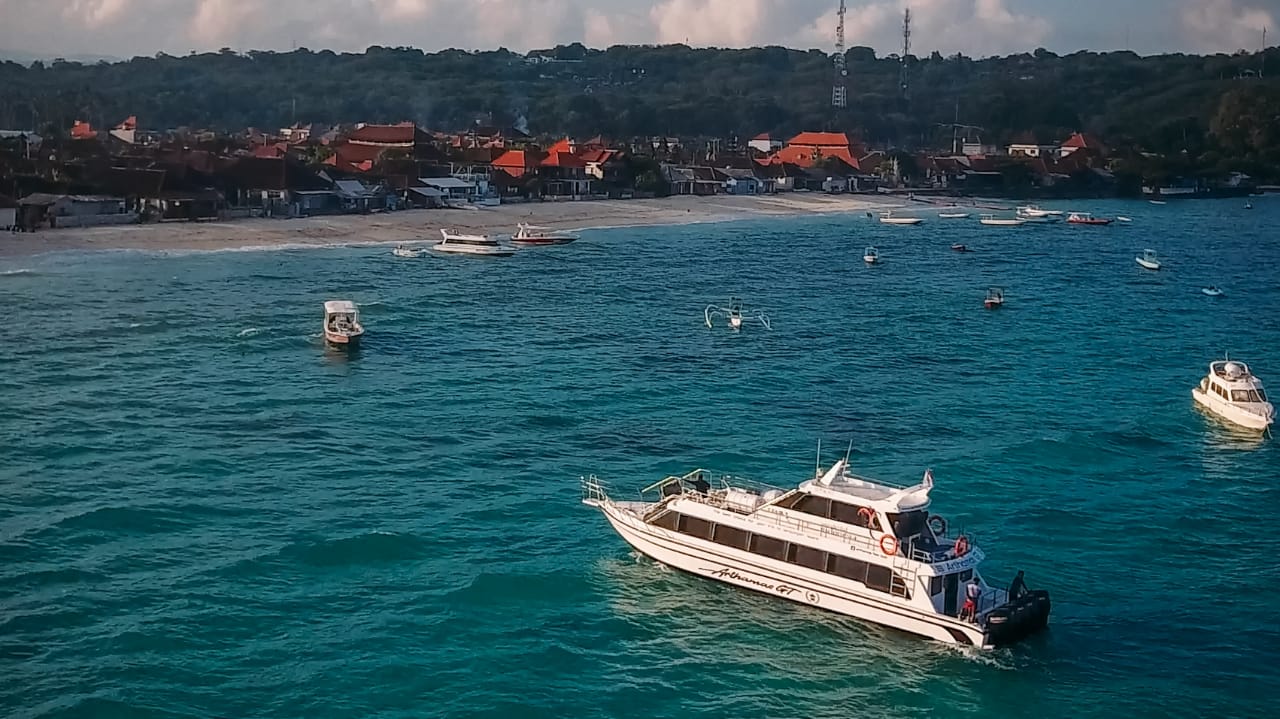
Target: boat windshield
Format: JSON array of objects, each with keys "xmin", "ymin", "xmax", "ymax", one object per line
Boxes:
[
  {"xmin": 1231, "ymin": 389, "xmax": 1267, "ymax": 403},
  {"xmin": 887, "ymin": 509, "xmax": 929, "ymax": 539}
]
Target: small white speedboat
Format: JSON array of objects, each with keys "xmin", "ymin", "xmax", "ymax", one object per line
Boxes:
[
  {"xmin": 980, "ymin": 214, "xmax": 1026, "ymax": 226},
  {"xmin": 1136, "ymin": 249, "xmax": 1161, "ymax": 270},
  {"xmin": 1016, "ymin": 205, "xmax": 1064, "ymax": 218},
  {"xmin": 511, "ymin": 222, "xmax": 578, "ymax": 246},
  {"xmin": 1192, "ymin": 358, "xmax": 1274, "ymax": 431},
  {"xmin": 433, "ymin": 229, "xmax": 515, "ymax": 257},
  {"xmin": 1202, "ymin": 286, "xmax": 1226, "ymax": 297},
  {"xmin": 1117, "ymin": 216, "xmax": 1133, "ymax": 223},
  {"xmin": 392, "ymin": 245, "xmax": 422, "ymax": 258},
  {"xmin": 880, "ymin": 211, "xmax": 923, "ymax": 225},
  {"xmin": 863, "ymin": 246, "xmax": 880, "ymax": 264},
  {"xmin": 939, "ymin": 212, "xmax": 971, "ymax": 219},
  {"xmin": 984, "ymin": 286, "xmax": 1005, "ymax": 309},
  {"xmin": 323, "ymin": 300, "xmax": 364, "ymax": 347}
]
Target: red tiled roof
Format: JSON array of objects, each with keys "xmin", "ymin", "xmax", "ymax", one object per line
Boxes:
[
  {"xmin": 71, "ymin": 120, "xmax": 97, "ymax": 140},
  {"xmin": 752, "ymin": 132, "xmax": 772, "ymax": 141},
  {"xmin": 578, "ymin": 148, "xmax": 619, "ymax": 164},
  {"xmin": 117, "ymin": 115, "xmax": 137, "ymax": 131},
  {"xmin": 348, "ymin": 122, "xmax": 418, "ymax": 145},
  {"xmin": 541, "ymin": 151, "xmax": 586, "ymax": 168},
  {"xmin": 1061, "ymin": 132, "xmax": 1105, "ymax": 151},
  {"xmin": 773, "ymin": 144, "xmax": 860, "ymax": 170},
  {"xmin": 333, "ymin": 142, "xmax": 390, "ymax": 166},
  {"xmin": 493, "ymin": 149, "xmax": 543, "ymax": 177},
  {"xmin": 787, "ymin": 131, "xmax": 850, "ymax": 147},
  {"xmin": 546, "ymin": 138, "xmax": 574, "ymax": 154}
]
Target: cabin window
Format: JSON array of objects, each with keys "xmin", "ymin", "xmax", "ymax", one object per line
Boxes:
[
  {"xmin": 789, "ymin": 544, "xmax": 828, "ymax": 571},
  {"xmin": 1231, "ymin": 389, "xmax": 1264, "ymax": 403},
  {"xmin": 930, "ymin": 576, "xmax": 944, "ymax": 596},
  {"xmin": 830, "ymin": 555, "xmax": 868, "ymax": 583},
  {"xmin": 959, "ymin": 569, "xmax": 973, "ymax": 582},
  {"xmin": 865, "ymin": 563, "xmax": 893, "ymax": 593},
  {"xmin": 711, "ymin": 524, "xmax": 750, "ymax": 551},
  {"xmin": 887, "ymin": 510, "xmax": 928, "ymax": 539},
  {"xmin": 749, "ymin": 534, "xmax": 788, "ymax": 561},
  {"xmin": 651, "ymin": 511, "xmax": 680, "ymax": 531},
  {"xmin": 677, "ymin": 515, "xmax": 713, "ymax": 540},
  {"xmin": 1259, "ymin": 388, "xmax": 1269, "ymax": 402},
  {"xmin": 791, "ymin": 495, "xmax": 831, "ymax": 519}
]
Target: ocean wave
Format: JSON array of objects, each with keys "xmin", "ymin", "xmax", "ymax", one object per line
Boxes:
[
  {"xmin": 236, "ymin": 327, "xmax": 265, "ymax": 338},
  {"xmin": 55, "ymin": 506, "xmax": 186, "ymax": 535},
  {"xmin": 0, "ymin": 268, "xmax": 35, "ymax": 276}
]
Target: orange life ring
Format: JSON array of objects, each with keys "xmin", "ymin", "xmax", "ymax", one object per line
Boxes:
[
  {"xmin": 954, "ymin": 535, "xmax": 970, "ymax": 557},
  {"xmin": 879, "ymin": 534, "xmax": 898, "ymax": 556},
  {"xmin": 857, "ymin": 506, "xmax": 875, "ymax": 523}
]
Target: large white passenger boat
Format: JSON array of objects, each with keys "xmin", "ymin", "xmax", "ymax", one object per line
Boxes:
[
  {"xmin": 432, "ymin": 230, "xmax": 515, "ymax": 257},
  {"xmin": 1192, "ymin": 359, "xmax": 1274, "ymax": 431},
  {"xmin": 583, "ymin": 457, "xmax": 1051, "ymax": 648}
]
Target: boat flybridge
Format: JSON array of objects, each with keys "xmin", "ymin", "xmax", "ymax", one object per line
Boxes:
[
  {"xmin": 582, "ymin": 456, "xmax": 1051, "ymax": 648},
  {"xmin": 433, "ymin": 229, "xmax": 515, "ymax": 257},
  {"xmin": 1192, "ymin": 359, "xmax": 1275, "ymax": 431}
]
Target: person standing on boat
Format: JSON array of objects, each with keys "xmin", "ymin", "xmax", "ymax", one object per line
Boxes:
[
  {"xmin": 961, "ymin": 577, "xmax": 982, "ymax": 622},
  {"xmin": 1009, "ymin": 571, "xmax": 1027, "ymax": 600}
]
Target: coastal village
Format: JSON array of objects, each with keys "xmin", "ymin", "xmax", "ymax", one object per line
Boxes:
[{"xmin": 0, "ymin": 115, "xmax": 1256, "ymax": 232}]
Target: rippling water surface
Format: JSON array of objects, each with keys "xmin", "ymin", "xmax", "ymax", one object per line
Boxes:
[{"xmin": 3, "ymin": 199, "xmax": 1279, "ymax": 718}]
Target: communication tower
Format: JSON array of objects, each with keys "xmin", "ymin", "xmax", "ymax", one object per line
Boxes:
[
  {"xmin": 900, "ymin": 8, "xmax": 912, "ymax": 100},
  {"xmin": 832, "ymin": 0, "xmax": 848, "ymax": 108}
]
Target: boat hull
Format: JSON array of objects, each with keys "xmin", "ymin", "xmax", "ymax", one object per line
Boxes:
[
  {"xmin": 1192, "ymin": 388, "xmax": 1274, "ymax": 430},
  {"xmin": 325, "ymin": 330, "xmax": 362, "ymax": 346},
  {"xmin": 1136, "ymin": 258, "xmax": 1161, "ymax": 270},
  {"xmin": 880, "ymin": 218, "xmax": 923, "ymax": 225},
  {"xmin": 594, "ymin": 502, "xmax": 998, "ymax": 647},
  {"xmin": 431, "ymin": 245, "xmax": 515, "ymax": 257}
]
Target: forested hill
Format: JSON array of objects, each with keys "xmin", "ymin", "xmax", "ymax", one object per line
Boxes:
[{"xmin": 1, "ymin": 43, "xmax": 1278, "ymax": 158}]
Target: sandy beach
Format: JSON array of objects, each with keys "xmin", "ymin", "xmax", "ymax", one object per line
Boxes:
[{"xmin": 0, "ymin": 193, "xmax": 902, "ymax": 257}]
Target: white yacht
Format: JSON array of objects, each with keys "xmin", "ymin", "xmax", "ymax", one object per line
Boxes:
[
  {"xmin": 938, "ymin": 212, "xmax": 971, "ymax": 219},
  {"xmin": 863, "ymin": 246, "xmax": 880, "ymax": 264},
  {"xmin": 582, "ymin": 457, "xmax": 1051, "ymax": 648},
  {"xmin": 433, "ymin": 229, "xmax": 515, "ymax": 257},
  {"xmin": 1192, "ymin": 359, "xmax": 1274, "ymax": 431},
  {"xmin": 511, "ymin": 223, "xmax": 578, "ymax": 246}
]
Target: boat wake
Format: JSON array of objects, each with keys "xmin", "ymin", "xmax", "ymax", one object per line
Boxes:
[{"xmin": 0, "ymin": 268, "xmax": 34, "ymax": 276}]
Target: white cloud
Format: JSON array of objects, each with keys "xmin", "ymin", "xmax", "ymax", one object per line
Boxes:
[{"xmin": 1181, "ymin": 0, "xmax": 1273, "ymax": 53}]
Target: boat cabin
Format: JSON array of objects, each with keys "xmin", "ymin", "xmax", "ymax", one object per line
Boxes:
[
  {"xmin": 324, "ymin": 300, "xmax": 359, "ymax": 331},
  {"xmin": 1206, "ymin": 361, "xmax": 1268, "ymax": 404}
]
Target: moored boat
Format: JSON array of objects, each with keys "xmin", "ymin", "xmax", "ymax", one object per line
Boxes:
[
  {"xmin": 939, "ymin": 212, "xmax": 971, "ymax": 219},
  {"xmin": 880, "ymin": 211, "xmax": 924, "ymax": 225},
  {"xmin": 979, "ymin": 214, "xmax": 1026, "ymax": 227},
  {"xmin": 581, "ymin": 458, "xmax": 1051, "ymax": 648},
  {"xmin": 323, "ymin": 300, "xmax": 364, "ymax": 347},
  {"xmin": 433, "ymin": 229, "xmax": 515, "ymax": 257},
  {"xmin": 392, "ymin": 244, "xmax": 422, "ymax": 258},
  {"xmin": 1066, "ymin": 212, "xmax": 1112, "ymax": 225},
  {"xmin": 1192, "ymin": 359, "xmax": 1274, "ymax": 431},
  {"xmin": 863, "ymin": 246, "xmax": 880, "ymax": 264},
  {"xmin": 951, "ymin": 243, "xmax": 969, "ymax": 252},
  {"xmin": 1136, "ymin": 249, "xmax": 1161, "ymax": 270},
  {"xmin": 1202, "ymin": 286, "xmax": 1225, "ymax": 297},
  {"xmin": 511, "ymin": 223, "xmax": 578, "ymax": 246},
  {"xmin": 1016, "ymin": 205, "xmax": 1063, "ymax": 218}
]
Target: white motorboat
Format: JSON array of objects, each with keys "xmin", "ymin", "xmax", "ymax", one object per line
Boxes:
[
  {"xmin": 1201, "ymin": 286, "xmax": 1226, "ymax": 297},
  {"xmin": 979, "ymin": 214, "xmax": 1026, "ymax": 227},
  {"xmin": 1192, "ymin": 359, "xmax": 1274, "ymax": 431},
  {"xmin": 581, "ymin": 457, "xmax": 1052, "ymax": 648},
  {"xmin": 938, "ymin": 212, "xmax": 971, "ymax": 219},
  {"xmin": 1016, "ymin": 205, "xmax": 1063, "ymax": 218},
  {"xmin": 1149, "ymin": 200, "xmax": 1167, "ymax": 205},
  {"xmin": 705, "ymin": 297, "xmax": 770, "ymax": 331},
  {"xmin": 1066, "ymin": 212, "xmax": 1112, "ymax": 226},
  {"xmin": 984, "ymin": 286, "xmax": 1005, "ymax": 309},
  {"xmin": 1117, "ymin": 216, "xmax": 1133, "ymax": 223},
  {"xmin": 392, "ymin": 245, "xmax": 423, "ymax": 258},
  {"xmin": 1136, "ymin": 249, "xmax": 1161, "ymax": 270},
  {"xmin": 863, "ymin": 246, "xmax": 880, "ymax": 264},
  {"xmin": 433, "ymin": 229, "xmax": 515, "ymax": 257},
  {"xmin": 880, "ymin": 211, "xmax": 924, "ymax": 225},
  {"xmin": 511, "ymin": 223, "xmax": 578, "ymax": 246},
  {"xmin": 323, "ymin": 300, "xmax": 364, "ymax": 347}
]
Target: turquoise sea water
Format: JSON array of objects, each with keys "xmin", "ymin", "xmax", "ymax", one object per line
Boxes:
[{"xmin": 2, "ymin": 199, "xmax": 1278, "ymax": 718}]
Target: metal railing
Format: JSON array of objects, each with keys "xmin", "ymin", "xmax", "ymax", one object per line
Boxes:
[{"xmin": 581, "ymin": 475, "xmax": 610, "ymax": 504}]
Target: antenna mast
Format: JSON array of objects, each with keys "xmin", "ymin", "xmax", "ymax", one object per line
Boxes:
[
  {"xmin": 900, "ymin": 7, "xmax": 912, "ymax": 100},
  {"xmin": 832, "ymin": 0, "xmax": 848, "ymax": 108}
]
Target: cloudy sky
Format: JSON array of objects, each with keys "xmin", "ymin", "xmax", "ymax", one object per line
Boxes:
[{"xmin": 0, "ymin": 0, "xmax": 1275, "ymax": 60}]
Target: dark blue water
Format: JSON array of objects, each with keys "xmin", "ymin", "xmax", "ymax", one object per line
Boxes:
[{"xmin": 2, "ymin": 199, "xmax": 1278, "ymax": 718}]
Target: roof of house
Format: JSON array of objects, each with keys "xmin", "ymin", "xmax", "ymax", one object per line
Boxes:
[
  {"xmin": 1061, "ymin": 132, "xmax": 1105, "ymax": 151},
  {"xmin": 546, "ymin": 138, "xmax": 575, "ymax": 154},
  {"xmin": 347, "ymin": 122, "xmax": 422, "ymax": 145},
  {"xmin": 117, "ymin": 116, "xmax": 137, "ymax": 131},
  {"xmin": 541, "ymin": 151, "xmax": 586, "ymax": 168},
  {"xmin": 787, "ymin": 131, "xmax": 851, "ymax": 147},
  {"xmin": 751, "ymin": 133, "xmax": 772, "ymax": 141},
  {"xmin": 773, "ymin": 144, "xmax": 860, "ymax": 170},
  {"xmin": 578, "ymin": 148, "xmax": 619, "ymax": 164},
  {"xmin": 419, "ymin": 177, "xmax": 474, "ymax": 189},
  {"xmin": 70, "ymin": 121, "xmax": 97, "ymax": 140}
]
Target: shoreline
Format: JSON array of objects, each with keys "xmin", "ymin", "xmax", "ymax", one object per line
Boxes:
[{"xmin": 0, "ymin": 193, "xmax": 905, "ymax": 259}]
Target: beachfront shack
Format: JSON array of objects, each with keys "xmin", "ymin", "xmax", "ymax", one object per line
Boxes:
[{"xmin": 16, "ymin": 193, "xmax": 133, "ymax": 230}]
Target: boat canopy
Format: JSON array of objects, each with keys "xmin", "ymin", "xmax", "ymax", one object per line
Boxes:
[{"xmin": 324, "ymin": 300, "xmax": 358, "ymax": 315}]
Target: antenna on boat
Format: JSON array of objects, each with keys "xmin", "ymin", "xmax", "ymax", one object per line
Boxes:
[
  {"xmin": 843, "ymin": 438, "xmax": 853, "ymax": 465},
  {"xmin": 815, "ymin": 438, "xmax": 822, "ymax": 479}
]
